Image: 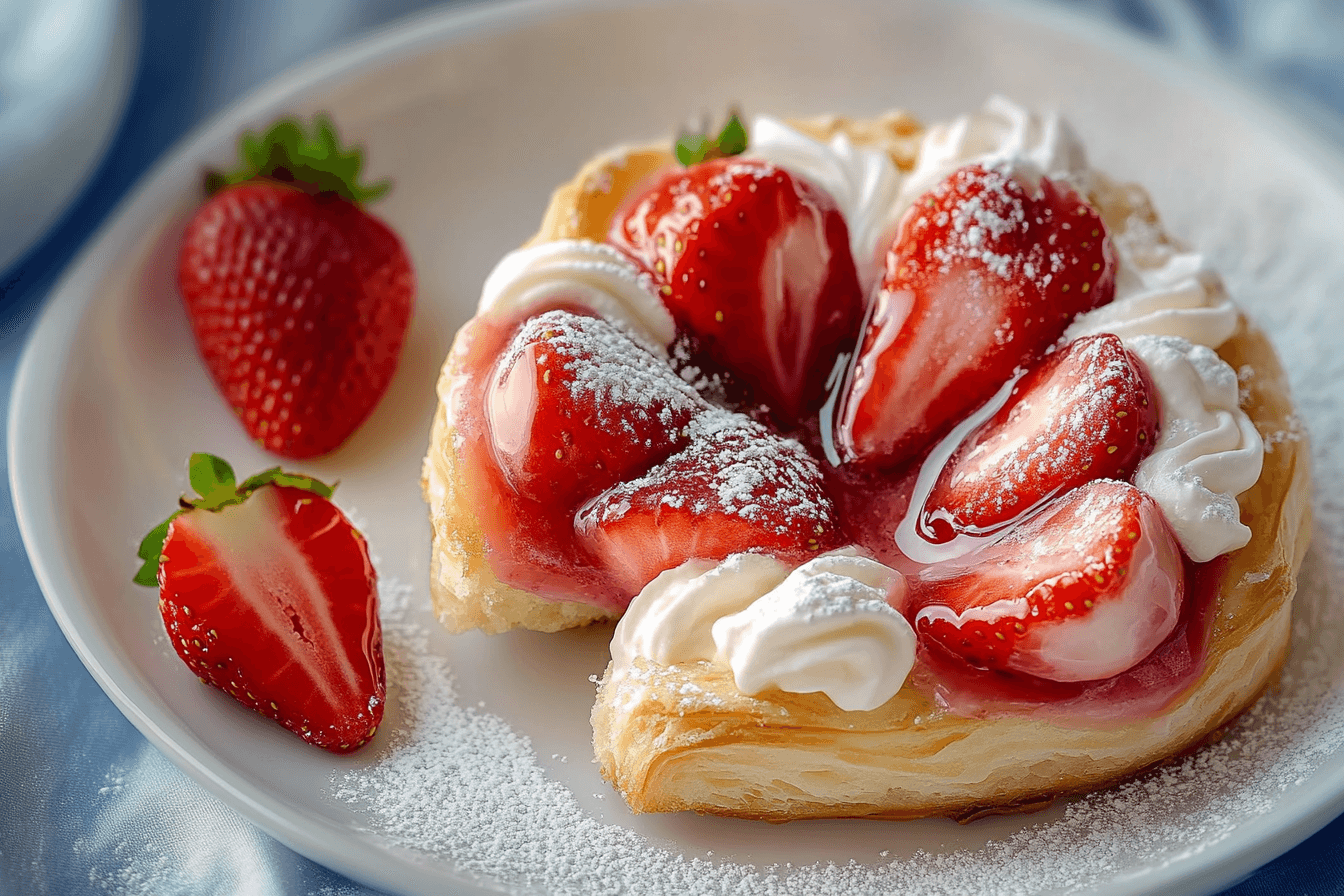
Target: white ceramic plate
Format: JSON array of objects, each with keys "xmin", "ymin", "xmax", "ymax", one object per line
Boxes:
[{"xmin": 12, "ymin": 1, "xmax": 1344, "ymax": 894}]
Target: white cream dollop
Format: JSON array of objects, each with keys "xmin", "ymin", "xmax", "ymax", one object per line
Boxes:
[
  {"xmin": 610, "ymin": 553, "xmax": 792, "ymax": 669},
  {"xmin": 747, "ymin": 116, "xmax": 903, "ymax": 293},
  {"xmin": 897, "ymin": 94, "xmax": 1091, "ymax": 206},
  {"xmin": 478, "ymin": 239, "xmax": 675, "ymax": 348},
  {"xmin": 609, "ymin": 551, "xmax": 914, "ymax": 712},
  {"xmin": 711, "ymin": 554, "xmax": 913, "ymax": 712},
  {"xmin": 1067, "ymin": 232, "xmax": 1239, "ymax": 349},
  {"xmin": 1127, "ymin": 334, "xmax": 1264, "ymax": 562}
]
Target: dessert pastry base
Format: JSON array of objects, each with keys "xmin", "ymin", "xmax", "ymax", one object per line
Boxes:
[
  {"xmin": 422, "ymin": 109, "xmax": 1310, "ymax": 818},
  {"xmin": 421, "ymin": 111, "xmax": 923, "ymax": 635},
  {"xmin": 591, "ymin": 321, "xmax": 1310, "ymax": 820}
]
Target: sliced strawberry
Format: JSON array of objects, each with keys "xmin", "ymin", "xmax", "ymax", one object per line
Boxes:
[
  {"xmin": 919, "ymin": 334, "xmax": 1160, "ymax": 543},
  {"xmin": 575, "ymin": 410, "xmax": 842, "ymax": 596},
  {"xmin": 135, "ymin": 454, "xmax": 384, "ymax": 753},
  {"xmin": 908, "ymin": 479, "xmax": 1184, "ymax": 682},
  {"xmin": 836, "ymin": 163, "xmax": 1116, "ymax": 469},
  {"xmin": 609, "ymin": 156, "xmax": 864, "ymax": 422},
  {"xmin": 485, "ymin": 309, "xmax": 703, "ymax": 509}
]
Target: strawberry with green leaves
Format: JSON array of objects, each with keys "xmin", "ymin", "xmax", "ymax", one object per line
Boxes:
[
  {"xmin": 608, "ymin": 114, "xmax": 864, "ymax": 423},
  {"xmin": 178, "ymin": 115, "xmax": 414, "ymax": 459},
  {"xmin": 135, "ymin": 453, "xmax": 384, "ymax": 753}
]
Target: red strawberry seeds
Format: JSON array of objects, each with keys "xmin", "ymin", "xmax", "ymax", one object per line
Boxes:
[
  {"xmin": 909, "ymin": 479, "xmax": 1184, "ymax": 682},
  {"xmin": 485, "ymin": 309, "xmax": 701, "ymax": 509},
  {"xmin": 609, "ymin": 156, "xmax": 864, "ymax": 423},
  {"xmin": 919, "ymin": 333, "xmax": 1161, "ymax": 543},
  {"xmin": 576, "ymin": 410, "xmax": 842, "ymax": 596}
]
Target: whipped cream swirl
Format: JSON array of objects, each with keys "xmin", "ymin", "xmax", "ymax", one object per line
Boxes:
[
  {"xmin": 478, "ymin": 239, "xmax": 675, "ymax": 348},
  {"xmin": 610, "ymin": 551, "xmax": 913, "ymax": 712},
  {"xmin": 712, "ymin": 553, "xmax": 912, "ymax": 711},
  {"xmin": 897, "ymin": 94, "xmax": 1090, "ymax": 204},
  {"xmin": 1127, "ymin": 335, "xmax": 1264, "ymax": 562}
]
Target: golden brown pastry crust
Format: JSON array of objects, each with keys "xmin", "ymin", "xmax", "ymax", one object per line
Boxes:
[
  {"xmin": 590, "ymin": 317, "xmax": 1310, "ymax": 820},
  {"xmin": 424, "ymin": 111, "xmax": 1310, "ymax": 819}
]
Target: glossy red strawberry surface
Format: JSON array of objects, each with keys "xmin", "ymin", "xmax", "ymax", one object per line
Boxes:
[
  {"xmin": 836, "ymin": 163, "xmax": 1116, "ymax": 469},
  {"xmin": 485, "ymin": 309, "xmax": 700, "ymax": 509},
  {"xmin": 449, "ymin": 141, "xmax": 1207, "ymax": 703},
  {"xmin": 919, "ymin": 333, "xmax": 1160, "ymax": 543},
  {"xmin": 450, "ymin": 308, "xmax": 842, "ymax": 606},
  {"xmin": 575, "ymin": 410, "xmax": 842, "ymax": 596},
  {"xmin": 137, "ymin": 455, "xmax": 384, "ymax": 753},
  {"xmin": 179, "ymin": 182, "xmax": 414, "ymax": 458},
  {"xmin": 609, "ymin": 156, "xmax": 864, "ymax": 423},
  {"xmin": 908, "ymin": 479, "xmax": 1184, "ymax": 682}
]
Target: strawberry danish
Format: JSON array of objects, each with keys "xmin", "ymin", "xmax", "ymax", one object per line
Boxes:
[{"xmin": 422, "ymin": 97, "xmax": 1310, "ymax": 819}]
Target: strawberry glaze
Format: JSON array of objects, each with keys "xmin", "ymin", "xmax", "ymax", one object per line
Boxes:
[
  {"xmin": 447, "ymin": 155, "xmax": 1230, "ymax": 723},
  {"xmin": 448, "ymin": 309, "xmax": 631, "ymax": 611}
]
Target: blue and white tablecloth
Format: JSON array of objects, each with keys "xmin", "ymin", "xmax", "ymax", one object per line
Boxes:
[{"xmin": 3, "ymin": 1, "xmax": 1343, "ymax": 893}]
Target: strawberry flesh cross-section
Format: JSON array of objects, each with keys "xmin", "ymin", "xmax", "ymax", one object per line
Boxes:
[
  {"xmin": 918, "ymin": 333, "xmax": 1161, "ymax": 543},
  {"xmin": 452, "ymin": 151, "xmax": 1202, "ymax": 704},
  {"xmin": 908, "ymin": 479, "xmax": 1185, "ymax": 682},
  {"xmin": 608, "ymin": 156, "xmax": 865, "ymax": 424},
  {"xmin": 835, "ymin": 163, "xmax": 1117, "ymax": 470}
]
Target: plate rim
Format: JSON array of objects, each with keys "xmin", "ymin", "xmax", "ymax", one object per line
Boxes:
[{"xmin": 9, "ymin": 0, "xmax": 1344, "ymax": 894}]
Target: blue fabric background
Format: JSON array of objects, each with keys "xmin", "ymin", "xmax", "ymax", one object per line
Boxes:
[{"xmin": 3, "ymin": 1, "xmax": 1343, "ymax": 893}]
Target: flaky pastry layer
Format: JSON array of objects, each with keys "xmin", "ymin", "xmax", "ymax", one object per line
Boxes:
[
  {"xmin": 423, "ymin": 111, "xmax": 1310, "ymax": 819},
  {"xmin": 591, "ymin": 318, "xmax": 1310, "ymax": 820}
]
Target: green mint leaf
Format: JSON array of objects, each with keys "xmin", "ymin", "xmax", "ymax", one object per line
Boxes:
[
  {"xmin": 676, "ymin": 133, "xmax": 710, "ymax": 167},
  {"xmin": 716, "ymin": 112, "xmax": 747, "ymax": 157},
  {"xmin": 675, "ymin": 110, "xmax": 750, "ymax": 167}
]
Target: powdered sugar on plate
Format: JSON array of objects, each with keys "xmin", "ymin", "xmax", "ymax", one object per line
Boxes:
[{"xmin": 330, "ymin": 149, "xmax": 1344, "ymax": 896}]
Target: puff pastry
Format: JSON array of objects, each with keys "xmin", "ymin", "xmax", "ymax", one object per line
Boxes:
[{"xmin": 424, "ymin": 109, "xmax": 1310, "ymax": 818}]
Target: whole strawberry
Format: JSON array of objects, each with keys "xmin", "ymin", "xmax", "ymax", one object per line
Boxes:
[
  {"xmin": 134, "ymin": 453, "xmax": 385, "ymax": 753},
  {"xmin": 179, "ymin": 116, "xmax": 414, "ymax": 458}
]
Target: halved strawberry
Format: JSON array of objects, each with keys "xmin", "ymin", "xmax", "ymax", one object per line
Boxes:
[
  {"xmin": 485, "ymin": 309, "xmax": 703, "ymax": 509},
  {"xmin": 608, "ymin": 156, "xmax": 864, "ymax": 422},
  {"xmin": 908, "ymin": 479, "xmax": 1184, "ymax": 682},
  {"xmin": 836, "ymin": 163, "xmax": 1116, "ymax": 469},
  {"xmin": 575, "ymin": 410, "xmax": 842, "ymax": 596},
  {"xmin": 919, "ymin": 334, "xmax": 1160, "ymax": 543},
  {"xmin": 134, "ymin": 453, "xmax": 384, "ymax": 753}
]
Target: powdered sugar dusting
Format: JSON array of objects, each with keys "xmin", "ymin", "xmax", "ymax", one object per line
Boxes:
[
  {"xmin": 330, "ymin": 139, "xmax": 1344, "ymax": 896},
  {"xmin": 579, "ymin": 408, "xmax": 835, "ymax": 540},
  {"xmin": 497, "ymin": 309, "xmax": 700, "ymax": 445}
]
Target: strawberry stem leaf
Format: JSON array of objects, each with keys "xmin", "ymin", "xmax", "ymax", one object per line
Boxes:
[
  {"xmin": 237, "ymin": 467, "xmax": 336, "ymax": 500},
  {"xmin": 204, "ymin": 113, "xmax": 391, "ymax": 204},
  {"xmin": 133, "ymin": 513, "xmax": 179, "ymax": 587},
  {"xmin": 133, "ymin": 454, "xmax": 337, "ymax": 587},
  {"xmin": 676, "ymin": 110, "xmax": 748, "ymax": 166},
  {"xmin": 189, "ymin": 453, "xmax": 237, "ymax": 509}
]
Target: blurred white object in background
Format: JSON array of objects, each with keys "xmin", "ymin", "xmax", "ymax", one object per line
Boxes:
[{"xmin": 0, "ymin": 0, "xmax": 138, "ymax": 274}]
